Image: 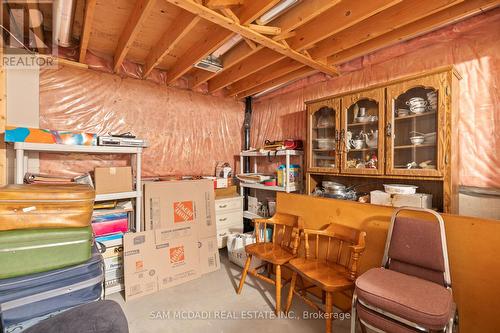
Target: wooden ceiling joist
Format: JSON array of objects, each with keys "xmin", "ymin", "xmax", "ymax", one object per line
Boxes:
[
  {"xmin": 206, "ymin": 0, "xmax": 244, "ymax": 9},
  {"xmin": 193, "ymin": 0, "xmax": 343, "ymax": 88},
  {"xmin": 113, "ymin": 0, "xmax": 156, "ymax": 72},
  {"xmin": 287, "ymin": 0, "xmax": 403, "ymax": 52},
  {"xmin": 191, "ymin": 42, "xmax": 264, "ymax": 88},
  {"xmin": 79, "ymin": 0, "xmax": 97, "ymax": 63},
  {"xmin": 236, "ymin": 67, "xmax": 317, "ymax": 99},
  {"xmin": 143, "ymin": 12, "xmax": 200, "ymax": 77},
  {"xmin": 308, "ymin": 0, "xmax": 465, "ymax": 60},
  {"xmin": 165, "ymin": 0, "xmax": 280, "ymax": 84},
  {"xmin": 208, "ymin": 48, "xmax": 284, "ymax": 93},
  {"xmin": 327, "ymin": 0, "xmax": 500, "ymax": 65},
  {"xmin": 227, "ymin": 58, "xmax": 305, "ymax": 96},
  {"xmin": 164, "ymin": 0, "xmax": 339, "ymax": 76}
]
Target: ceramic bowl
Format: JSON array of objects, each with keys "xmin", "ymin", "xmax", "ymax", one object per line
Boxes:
[
  {"xmin": 410, "ymin": 106, "xmax": 427, "ymax": 114},
  {"xmin": 355, "ymin": 116, "xmax": 370, "ymax": 123},
  {"xmin": 410, "ymin": 136, "xmax": 425, "ymax": 145},
  {"xmin": 397, "ymin": 109, "xmax": 410, "ymax": 117}
]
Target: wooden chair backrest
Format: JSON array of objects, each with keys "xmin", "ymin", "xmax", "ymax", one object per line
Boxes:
[
  {"xmin": 254, "ymin": 213, "xmax": 302, "ymax": 255},
  {"xmin": 302, "ymin": 223, "xmax": 366, "ymax": 280}
]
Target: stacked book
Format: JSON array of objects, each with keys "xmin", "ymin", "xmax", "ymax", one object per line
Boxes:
[{"xmin": 93, "ymin": 201, "xmax": 132, "ymax": 296}]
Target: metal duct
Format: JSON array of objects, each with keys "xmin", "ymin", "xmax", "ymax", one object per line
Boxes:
[{"xmin": 53, "ymin": 0, "xmax": 77, "ymax": 47}]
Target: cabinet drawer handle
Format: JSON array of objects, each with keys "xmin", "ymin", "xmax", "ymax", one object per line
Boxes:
[
  {"xmin": 385, "ymin": 123, "xmax": 392, "ymax": 137},
  {"xmin": 218, "ymin": 204, "xmax": 228, "ymax": 208},
  {"xmin": 219, "ymin": 217, "xmax": 227, "ymax": 222}
]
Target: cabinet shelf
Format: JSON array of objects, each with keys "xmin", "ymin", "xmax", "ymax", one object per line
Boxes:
[
  {"xmin": 313, "ymin": 126, "xmax": 335, "ymax": 130},
  {"xmin": 394, "ymin": 111, "xmax": 436, "ymax": 121},
  {"xmin": 394, "ymin": 144, "xmax": 436, "ymax": 149},
  {"xmin": 347, "ymin": 147, "xmax": 377, "ymax": 152},
  {"xmin": 347, "ymin": 122, "xmax": 378, "ymax": 127}
]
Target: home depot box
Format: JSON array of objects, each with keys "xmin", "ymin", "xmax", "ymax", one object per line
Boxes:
[
  {"xmin": 123, "ymin": 226, "xmax": 200, "ymax": 301},
  {"xmin": 198, "ymin": 236, "xmax": 220, "ymax": 275},
  {"xmin": 144, "ymin": 180, "xmax": 216, "ymax": 239},
  {"xmin": 370, "ymin": 190, "xmax": 433, "ymax": 209},
  {"xmin": 94, "ymin": 167, "xmax": 133, "ymax": 194}
]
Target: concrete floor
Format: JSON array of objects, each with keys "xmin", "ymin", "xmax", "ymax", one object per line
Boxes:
[{"xmin": 109, "ymin": 251, "xmax": 352, "ymax": 333}]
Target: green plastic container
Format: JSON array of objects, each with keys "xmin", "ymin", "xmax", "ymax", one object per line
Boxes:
[{"xmin": 0, "ymin": 227, "xmax": 92, "ymax": 279}]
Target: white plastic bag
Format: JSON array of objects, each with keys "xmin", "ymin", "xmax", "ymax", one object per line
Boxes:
[{"xmin": 226, "ymin": 232, "xmax": 265, "ymax": 272}]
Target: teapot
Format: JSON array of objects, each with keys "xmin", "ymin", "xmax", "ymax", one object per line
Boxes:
[{"xmin": 362, "ymin": 130, "xmax": 378, "ymax": 149}]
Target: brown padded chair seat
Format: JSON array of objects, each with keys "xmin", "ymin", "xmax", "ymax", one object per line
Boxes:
[
  {"xmin": 245, "ymin": 243, "xmax": 296, "ymax": 265},
  {"xmin": 288, "ymin": 258, "xmax": 353, "ymax": 291},
  {"xmin": 356, "ymin": 268, "xmax": 453, "ymax": 330},
  {"xmin": 357, "ymin": 303, "xmax": 421, "ymax": 333}
]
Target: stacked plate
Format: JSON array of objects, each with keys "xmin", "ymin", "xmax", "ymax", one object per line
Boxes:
[{"xmin": 427, "ymin": 91, "xmax": 437, "ymax": 111}]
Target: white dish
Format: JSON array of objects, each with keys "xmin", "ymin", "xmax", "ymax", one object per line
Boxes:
[
  {"xmin": 410, "ymin": 136, "xmax": 425, "ymax": 145},
  {"xmin": 383, "ymin": 184, "xmax": 418, "ymax": 195}
]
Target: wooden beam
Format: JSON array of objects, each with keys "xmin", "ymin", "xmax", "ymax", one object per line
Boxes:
[
  {"xmin": 208, "ymin": 48, "xmax": 284, "ymax": 93},
  {"xmin": 308, "ymin": 0, "xmax": 465, "ymax": 60},
  {"xmin": 206, "ymin": 0, "xmax": 244, "ymax": 9},
  {"xmin": 236, "ymin": 67, "xmax": 317, "ymax": 99},
  {"xmin": 219, "ymin": 7, "xmax": 239, "ymax": 23},
  {"xmin": 144, "ymin": 12, "xmax": 200, "ymax": 77},
  {"xmin": 270, "ymin": 0, "xmax": 342, "ymax": 32},
  {"xmin": 26, "ymin": 1, "xmax": 47, "ymax": 54},
  {"xmin": 191, "ymin": 0, "xmax": 342, "ymax": 88},
  {"xmin": 166, "ymin": 0, "xmax": 277, "ymax": 84},
  {"xmin": 165, "ymin": 0, "xmax": 338, "ymax": 76},
  {"xmin": 327, "ymin": 0, "xmax": 500, "ymax": 65},
  {"xmin": 113, "ymin": 0, "xmax": 156, "ymax": 73},
  {"xmin": 234, "ymin": 0, "xmax": 281, "ymax": 24},
  {"xmin": 287, "ymin": 0, "xmax": 403, "ymax": 52},
  {"xmin": 191, "ymin": 42, "xmax": 263, "ymax": 88},
  {"xmin": 227, "ymin": 58, "xmax": 305, "ymax": 96},
  {"xmin": 243, "ymin": 38, "xmax": 257, "ymax": 50},
  {"xmin": 79, "ymin": 0, "xmax": 97, "ymax": 63},
  {"xmin": 247, "ymin": 24, "xmax": 281, "ymax": 36}
]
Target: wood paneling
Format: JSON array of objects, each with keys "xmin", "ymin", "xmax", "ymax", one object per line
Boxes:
[{"xmin": 276, "ymin": 192, "xmax": 500, "ymax": 333}]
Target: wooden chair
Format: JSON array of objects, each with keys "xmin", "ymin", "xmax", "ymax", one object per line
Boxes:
[
  {"xmin": 285, "ymin": 223, "xmax": 366, "ymax": 333},
  {"xmin": 237, "ymin": 213, "xmax": 302, "ymax": 314}
]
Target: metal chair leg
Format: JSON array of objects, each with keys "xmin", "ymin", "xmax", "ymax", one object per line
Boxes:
[{"xmin": 350, "ymin": 292, "xmax": 358, "ymax": 333}]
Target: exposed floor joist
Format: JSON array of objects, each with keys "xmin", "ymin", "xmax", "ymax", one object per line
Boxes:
[
  {"xmin": 113, "ymin": 0, "xmax": 156, "ymax": 72},
  {"xmin": 78, "ymin": 0, "xmax": 97, "ymax": 63},
  {"xmin": 208, "ymin": 48, "xmax": 284, "ymax": 93},
  {"xmin": 327, "ymin": 0, "xmax": 500, "ymax": 65},
  {"xmin": 194, "ymin": 0, "xmax": 343, "ymax": 88},
  {"xmin": 236, "ymin": 67, "xmax": 317, "ymax": 99},
  {"xmin": 164, "ymin": 0, "xmax": 339, "ymax": 76},
  {"xmin": 165, "ymin": 0, "xmax": 281, "ymax": 84},
  {"xmin": 308, "ymin": 0, "xmax": 464, "ymax": 59},
  {"xmin": 227, "ymin": 58, "xmax": 305, "ymax": 96},
  {"xmin": 143, "ymin": 12, "xmax": 200, "ymax": 77}
]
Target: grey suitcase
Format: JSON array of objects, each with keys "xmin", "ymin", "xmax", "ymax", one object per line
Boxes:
[{"xmin": 0, "ymin": 246, "xmax": 104, "ymax": 332}]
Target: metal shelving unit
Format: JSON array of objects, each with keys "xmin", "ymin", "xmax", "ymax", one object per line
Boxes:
[
  {"xmin": 13, "ymin": 142, "xmax": 143, "ymax": 232},
  {"xmin": 239, "ymin": 149, "xmax": 303, "ymax": 219}
]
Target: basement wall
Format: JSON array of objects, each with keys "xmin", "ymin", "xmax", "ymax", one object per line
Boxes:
[
  {"xmin": 38, "ymin": 66, "xmax": 244, "ymax": 177},
  {"xmin": 252, "ymin": 9, "xmax": 500, "ymax": 192}
]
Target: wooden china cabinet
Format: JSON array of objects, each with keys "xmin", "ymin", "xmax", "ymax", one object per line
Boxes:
[{"xmin": 305, "ymin": 67, "xmax": 460, "ymax": 213}]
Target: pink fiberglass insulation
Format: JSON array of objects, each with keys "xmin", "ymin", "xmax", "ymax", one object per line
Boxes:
[
  {"xmin": 252, "ymin": 9, "xmax": 500, "ymax": 189},
  {"xmin": 39, "ymin": 66, "xmax": 243, "ymax": 177}
]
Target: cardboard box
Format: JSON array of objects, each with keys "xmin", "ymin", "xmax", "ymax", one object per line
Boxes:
[
  {"xmin": 215, "ymin": 185, "xmax": 237, "ymax": 199},
  {"xmin": 198, "ymin": 236, "xmax": 220, "ymax": 275},
  {"xmin": 94, "ymin": 167, "xmax": 133, "ymax": 194},
  {"xmin": 144, "ymin": 180, "xmax": 216, "ymax": 239},
  {"xmin": 104, "ymin": 255, "xmax": 123, "ymax": 271},
  {"xmin": 370, "ymin": 190, "xmax": 433, "ymax": 209},
  {"xmin": 123, "ymin": 226, "xmax": 200, "ymax": 301}
]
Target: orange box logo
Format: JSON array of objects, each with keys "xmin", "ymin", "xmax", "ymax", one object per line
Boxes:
[
  {"xmin": 173, "ymin": 201, "xmax": 194, "ymax": 223},
  {"xmin": 135, "ymin": 260, "xmax": 143, "ymax": 271},
  {"xmin": 169, "ymin": 246, "xmax": 185, "ymax": 264}
]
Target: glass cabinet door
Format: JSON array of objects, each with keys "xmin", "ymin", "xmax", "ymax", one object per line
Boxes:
[
  {"xmin": 340, "ymin": 88, "xmax": 385, "ymax": 175},
  {"xmin": 386, "ymin": 74, "xmax": 446, "ymax": 177},
  {"xmin": 307, "ymin": 99, "xmax": 340, "ymax": 173}
]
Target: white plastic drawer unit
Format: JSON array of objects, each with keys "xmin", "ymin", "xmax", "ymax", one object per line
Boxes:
[
  {"xmin": 214, "ymin": 196, "xmax": 243, "ymax": 249},
  {"xmin": 215, "ymin": 196, "xmax": 243, "ymax": 213}
]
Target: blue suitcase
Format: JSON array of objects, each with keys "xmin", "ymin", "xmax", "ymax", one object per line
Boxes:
[{"xmin": 0, "ymin": 246, "xmax": 104, "ymax": 332}]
